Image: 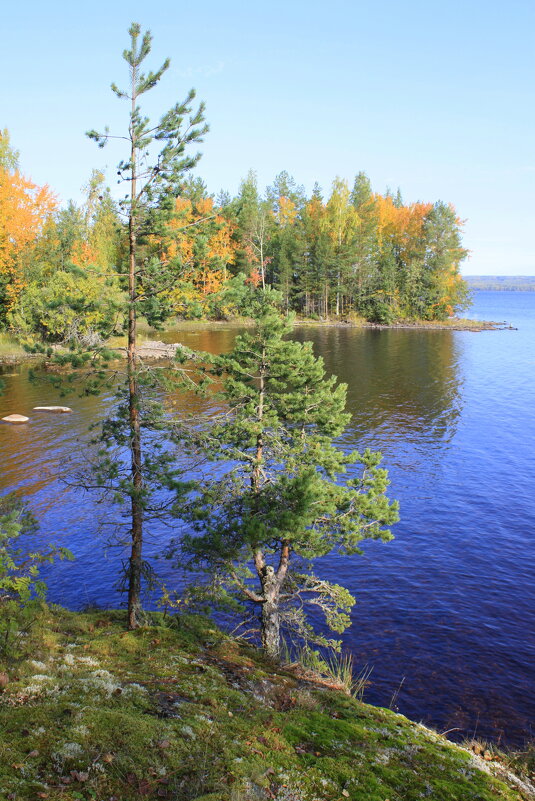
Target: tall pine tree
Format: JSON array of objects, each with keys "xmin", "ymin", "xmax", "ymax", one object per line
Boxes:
[{"xmin": 87, "ymin": 22, "xmax": 208, "ymax": 628}]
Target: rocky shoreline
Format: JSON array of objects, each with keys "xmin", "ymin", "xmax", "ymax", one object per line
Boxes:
[
  {"xmin": 296, "ymin": 318, "xmax": 514, "ymax": 331},
  {"xmin": 1, "ymin": 607, "xmax": 533, "ymax": 801}
]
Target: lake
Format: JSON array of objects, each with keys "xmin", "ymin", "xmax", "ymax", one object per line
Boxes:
[{"xmin": 1, "ymin": 291, "xmax": 533, "ymax": 747}]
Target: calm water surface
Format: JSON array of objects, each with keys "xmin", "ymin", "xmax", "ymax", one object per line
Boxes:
[{"xmin": 1, "ymin": 291, "xmax": 534, "ymax": 746}]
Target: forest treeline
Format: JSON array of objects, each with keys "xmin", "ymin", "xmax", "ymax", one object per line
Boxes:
[{"xmin": 0, "ymin": 127, "xmax": 470, "ymax": 344}]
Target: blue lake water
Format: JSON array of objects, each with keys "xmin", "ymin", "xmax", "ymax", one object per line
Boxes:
[{"xmin": 1, "ymin": 291, "xmax": 534, "ymax": 746}]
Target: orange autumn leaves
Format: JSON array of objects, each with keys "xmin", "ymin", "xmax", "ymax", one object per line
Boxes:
[
  {"xmin": 375, "ymin": 195, "xmax": 433, "ymax": 253},
  {"xmin": 274, "ymin": 195, "xmax": 298, "ymax": 228},
  {"xmin": 0, "ymin": 168, "xmax": 56, "ymax": 308},
  {"xmin": 71, "ymin": 240, "xmax": 99, "ymax": 269},
  {"xmin": 156, "ymin": 196, "xmax": 237, "ymax": 309},
  {"xmin": 305, "ymin": 186, "xmax": 434, "ymax": 257}
]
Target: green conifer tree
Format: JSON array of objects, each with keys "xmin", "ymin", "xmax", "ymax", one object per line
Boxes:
[
  {"xmin": 173, "ymin": 291, "xmax": 399, "ymax": 658},
  {"xmin": 350, "ymin": 171, "xmax": 372, "ymax": 209},
  {"xmin": 86, "ymin": 22, "xmax": 208, "ymax": 628}
]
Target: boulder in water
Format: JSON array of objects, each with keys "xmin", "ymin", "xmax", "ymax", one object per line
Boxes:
[
  {"xmin": 2, "ymin": 414, "xmax": 29, "ymax": 424},
  {"xmin": 33, "ymin": 406, "xmax": 72, "ymax": 413}
]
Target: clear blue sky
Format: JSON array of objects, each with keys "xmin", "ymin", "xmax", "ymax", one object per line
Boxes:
[{"xmin": 2, "ymin": 0, "xmax": 534, "ymax": 275}]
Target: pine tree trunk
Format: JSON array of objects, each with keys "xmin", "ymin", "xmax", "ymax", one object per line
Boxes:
[
  {"xmin": 252, "ymin": 355, "xmax": 282, "ymax": 660},
  {"xmin": 127, "ymin": 237, "xmax": 143, "ymax": 629},
  {"xmin": 127, "ymin": 72, "xmax": 144, "ymax": 630},
  {"xmin": 260, "ymin": 566, "xmax": 281, "ymax": 659},
  {"xmin": 261, "ymin": 597, "xmax": 281, "ymax": 658}
]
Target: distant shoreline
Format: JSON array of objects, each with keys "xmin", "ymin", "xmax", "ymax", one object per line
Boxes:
[{"xmin": 463, "ymin": 276, "xmax": 535, "ymax": 291}]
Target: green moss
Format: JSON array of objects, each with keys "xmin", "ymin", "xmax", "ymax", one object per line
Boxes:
[{"xmin": 0, "ymin": 608, "xmax": 529, "ymax": 801}]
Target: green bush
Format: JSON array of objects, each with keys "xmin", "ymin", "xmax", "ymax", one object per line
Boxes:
[
  {"xmin": 0, "ymin": 494, "xmax": 73, "ymax": 659},
  {"xmin": 7, "ymin": 265, "xmax": 124, "ymax": 344}
]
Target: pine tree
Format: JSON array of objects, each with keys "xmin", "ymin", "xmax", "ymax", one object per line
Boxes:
[
  {"xmin": 86, "ymin": 22, "xmax": 208, "ymax": 628},
  {"xmin": 173, "ymin": 290, "xmax": 399, "ymax": 658},
  {"xmin": 324, "ymin": 178, "xmax": 359, "ymax": 316},
  {"xmin": 301, "ymin": 187, "xmax": 332, "ymax": 317},
  {"xmin": 420, "ymin": 202, "xmax": 469, "ymax": 319},
  {"xmin": 350, "ymin": 171, "xmax": 372, "ymax": 209},
  {"xmin": 231, "ymin": 171, "xmax": 272, "ymax": 288}
]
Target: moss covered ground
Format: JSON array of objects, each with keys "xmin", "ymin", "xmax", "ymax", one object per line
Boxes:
[{"xmin": 0, "ymin": 608, "xmax": 533, "ymax": 801}]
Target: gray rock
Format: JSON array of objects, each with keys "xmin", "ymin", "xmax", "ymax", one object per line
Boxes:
[{"xmin": 33, "ymin": 406, "xmax": 72, "ymax": 413}]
